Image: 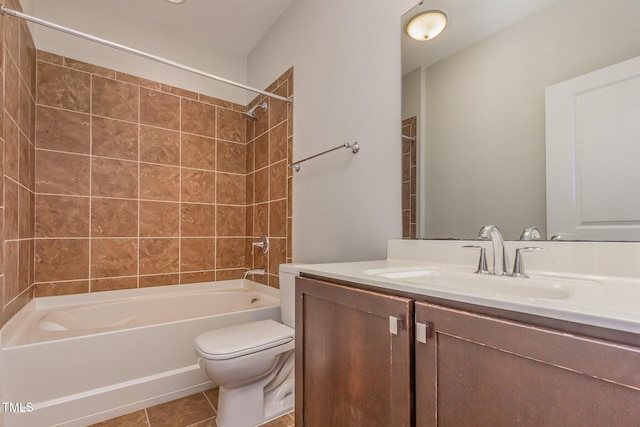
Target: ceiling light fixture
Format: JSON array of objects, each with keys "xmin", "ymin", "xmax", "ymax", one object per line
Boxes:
[
  {"xmin": 406, "ymin": 10, "xmax": 448, "ymax": 41},
  {"xmin": 166, "ymin": 0, "xmax": 185, "ymax": 4}
]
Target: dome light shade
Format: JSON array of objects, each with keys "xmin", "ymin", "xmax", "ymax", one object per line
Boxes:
[{"xmin": 406, "ymin": 10, "xmax": 448, "ymax": 41}]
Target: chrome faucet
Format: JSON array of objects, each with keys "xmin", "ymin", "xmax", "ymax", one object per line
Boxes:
[
  {"xmin": 519, "ymin": 226, "xmax": 542, "ymax": 241},
  {"xmin": 478, "ymin": 225, "xmax": 509, "ymax": 276},
  {"xmin": 243, "ymin": 268, "xmax": 266, "ymax": 279}
]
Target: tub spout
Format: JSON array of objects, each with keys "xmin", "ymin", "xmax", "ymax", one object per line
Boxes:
[{"xmin": 243, "ymin": 269, "xmax": 266, "ymax": 279}]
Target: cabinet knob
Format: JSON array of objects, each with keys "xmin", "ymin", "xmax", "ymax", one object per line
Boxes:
[
  {"xmin": 416, "ymin": 322, "xmax": 433, "ymax": 343},
  {"xmin": 390, "ymin": 316, "xmax": 399, "ymax": 335}
]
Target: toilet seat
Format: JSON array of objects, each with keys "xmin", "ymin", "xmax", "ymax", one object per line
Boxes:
[{"xmin": 194, "ymin": 319, "xmax": 294, "ymax": 360}]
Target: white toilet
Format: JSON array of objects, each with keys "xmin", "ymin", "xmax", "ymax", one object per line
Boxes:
[{"xmin": 194, "ymin": 264, "xmax": 298, "ymax": 427}]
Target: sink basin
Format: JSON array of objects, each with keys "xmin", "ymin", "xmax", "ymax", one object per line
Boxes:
[
  {"xmin": 363, "ymin": 265, "xmax": 604, "ymax": 301},
  {"xmin": 401, "ymin": 272, "xmax": 603, "ymax": 301},
  {"xmin": 363, "ymin": 266, "xmax": 442, "ymax": 279}
]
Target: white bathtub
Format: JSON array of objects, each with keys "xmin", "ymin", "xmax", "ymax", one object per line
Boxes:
[{"xmin": 1, "ymin": 280, "xmax": 281, "ymax": 427}]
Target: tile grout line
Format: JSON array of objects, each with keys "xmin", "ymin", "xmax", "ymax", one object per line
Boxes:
[
  {"xmin": 88, "ymin": 72, "xmax": 93, "ymax": 292},
  {"xmin": 144, "ymin": 407, "xmax": 151, "ymax": 427},
  {"xmin": 201, "ymin": 390, "xmax": 218, "ymax": 415},
  {"xmin": 266, "ymin": 96, "xmax": 272, "ymax": 283},
  {"xmin": 213, "ymin": 105, "xmax": 217, "ymax": 280},
  {"xmin": 35, "ymin": 145, "xmax": 242, "ymax": 175},
  {"xmin": 176, "ymin": 97, "xmax": 181, "ymax": 283},
  {"xmin": 32, "ymin": 54, "xmax": 38, "ymax": 301},
  {"xmin": 137, "ymin": 83, "xmax": 141, "ymax": 289}
]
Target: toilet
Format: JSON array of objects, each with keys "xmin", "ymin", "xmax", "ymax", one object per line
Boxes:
[{"xmin": 194, "ymin": 264, "xmax": 298, "ymax": 427}]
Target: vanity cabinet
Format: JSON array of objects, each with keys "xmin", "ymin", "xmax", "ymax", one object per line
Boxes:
[
  {"xmin": 297, "ymin": 275, "xmax": 640, "ymax": 427},
  {"xmin": 415, "ymin": 302, "xmax": 640, "ymax": 426},
  {"xmin": 295, "ymin": 277, "xmax": 413, "ymax": 427}
]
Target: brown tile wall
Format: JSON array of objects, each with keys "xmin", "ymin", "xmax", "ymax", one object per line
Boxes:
[
  {"xmin": 245, "ymin": 69, "xmax": 294, "ymax": 288},
  {"xmin": 402, "ymin": 117, "xmax": 416, "ymax": 239},
  {"xmin": 1, "ymin": 0, "xmax": 37, "ymax": 327},
  {"xmin": 32, "ymin": 51, "xmax": 293, "ymax": 298}
]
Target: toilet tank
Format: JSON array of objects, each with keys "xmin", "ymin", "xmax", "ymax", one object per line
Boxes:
[{"xmin": 278, "ymin": 264, "xmax": 300, "ymax": 328}]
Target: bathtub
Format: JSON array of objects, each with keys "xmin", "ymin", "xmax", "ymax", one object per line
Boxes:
[{"xmin": 1, "ymin": 280, "xmax": 282, "ymax": 427}]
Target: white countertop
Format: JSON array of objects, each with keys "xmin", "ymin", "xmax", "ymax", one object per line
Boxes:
[{"xmin": 297, "ymin": 258, "xmax": 640, "ymax": 335}]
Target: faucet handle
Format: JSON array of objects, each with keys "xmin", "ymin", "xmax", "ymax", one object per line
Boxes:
[
  {"xmin": 519, "ymin": 226, "xmax": 542, "ymax": 241},
  {"xmin": 477, "ymin": 224, "xmax": 499, "ymax": 239},
  {"xmin": 251, "ymin": 236, "xmax": 270, "ymax": 254},
  {"xmin": 512, "ymin": 247, "xmax": 548, "ymax": 278},
  {"xmin": 463, "ymin": 245, "xmax": 489, "ymax": 274}
]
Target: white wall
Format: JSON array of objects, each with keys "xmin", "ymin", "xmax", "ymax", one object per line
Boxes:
[
  {"xmin": 420, "ymin": 0, "xmax": 640, "ymax": 240},
  {"xmin": 17, "ymin": 0, "xmax": 34, "ymax": 14},
  {"xmin": 30, "ymin": 2, "xmax": 248, "ymax": 104},
  {"xmin": 249, "ymin": 0, "xmax": 416, "ymax": 263},
  {"xmin": 401, "ymin": 68, "xmax": 421, "ymax": 122}
]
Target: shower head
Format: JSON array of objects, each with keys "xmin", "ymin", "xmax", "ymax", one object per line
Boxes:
[{"xmin": 242, "ymin": 101, "xmax": 268, "ymax": 121}]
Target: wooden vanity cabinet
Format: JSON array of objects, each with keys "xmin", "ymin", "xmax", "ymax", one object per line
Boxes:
[
  {"xmin": 295, "ymin": 277, "xmax": 413, "ymax": 427},
  {"xmin": 296, "ymin": 275, "xmax": 640, "ymax": 426},
  {"xmin": 415, "ymin": 302, "xmax": 640, "ymax": 426}
]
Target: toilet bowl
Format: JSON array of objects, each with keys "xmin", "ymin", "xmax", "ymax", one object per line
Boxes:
[{"xmin": 194, "ymin": 264, "xmax": 299, "ymax": 427}]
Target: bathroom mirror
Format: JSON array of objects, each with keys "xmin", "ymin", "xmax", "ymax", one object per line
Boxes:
[{"xmin": 402, "ymin": 0, "xmax": 640, "ymax": 240}]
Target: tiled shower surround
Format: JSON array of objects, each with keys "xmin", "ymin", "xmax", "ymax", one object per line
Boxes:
[
  {"xmin": 34, "ymin": 52, "xmax": 293, "ymax": 295},
  {"xmin": 401, "ymin": 116, "xmax": 416, "ymax": 239},
  {"xmin": 1, "ymin": 0, "xmax": 37, "ymax": 325},
  {"xmin": 1, "ymin": 2, "xmax": 293, "ymax": 325}
]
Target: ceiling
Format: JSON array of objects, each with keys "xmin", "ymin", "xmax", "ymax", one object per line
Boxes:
[
  {"xmin": 27, "ymin": 0, "xmax": 561, "ymax": 75},
  {"xmin": 33, "ymin": 0, "xmax": 294, "ymax": 57},
  {"xmin": 78, "ymin": 0, "xmax": 558, "ymax": 64},
  {"xmin": 130, "ymin": 0, "xmax": 294, "ymax": 56},
  {"xmin": 402, "ymin": 0, "xmax": 560, "ymax": 74}
]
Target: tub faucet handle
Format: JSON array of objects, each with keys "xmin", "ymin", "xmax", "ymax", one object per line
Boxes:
[{"xmin": 251, "ymin": 236, "xmax": 269, "ymax": 254}]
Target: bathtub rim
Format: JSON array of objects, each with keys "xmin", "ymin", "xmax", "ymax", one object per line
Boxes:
[{"xmin": 1, "ymin": 279, "xmax": 278, "ymax": 349}]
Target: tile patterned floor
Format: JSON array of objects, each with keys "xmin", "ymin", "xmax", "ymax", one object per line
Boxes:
[{"xmin": 90, "ymin": 388, "xmax": 294, "ymax": 427}]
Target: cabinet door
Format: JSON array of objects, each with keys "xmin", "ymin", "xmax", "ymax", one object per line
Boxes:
[
  {"xmin": 415, "ymin": 302, "xmax": 640, "ymax": 426},
  {"xmin": 295, "ymin": 277, "xmax": 413, "ymax": 427}
]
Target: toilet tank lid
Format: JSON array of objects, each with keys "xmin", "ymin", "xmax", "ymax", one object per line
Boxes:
[
  {"xmin": 194, "ymin": 319, "xmax": 294, "ymax": 360},
  {"xmin": 279, "ymin": 263, "xmax": 303, "ymax": 275}
]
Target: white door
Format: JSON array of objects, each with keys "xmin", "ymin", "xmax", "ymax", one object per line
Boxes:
[{"xmin": 546, "ymin": 55, "xmax": 640, "ymax": 241}]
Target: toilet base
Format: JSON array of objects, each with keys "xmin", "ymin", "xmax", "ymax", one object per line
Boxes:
[
  {"xmin": 262, "ymin": 393, "xmax": 295, "ymax": 425},
  {"xmin": 215, "ymin": 353, "xmax": 295, "ymax": 427},
  {"xmin": 216, "ymin": 381, "xmax": 294, "ymax": 427}
]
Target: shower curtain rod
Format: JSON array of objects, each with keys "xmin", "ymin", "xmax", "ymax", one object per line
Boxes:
[{"xmin": 0, "ymin": 6, "xmax": 291, "ymax": 104}]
